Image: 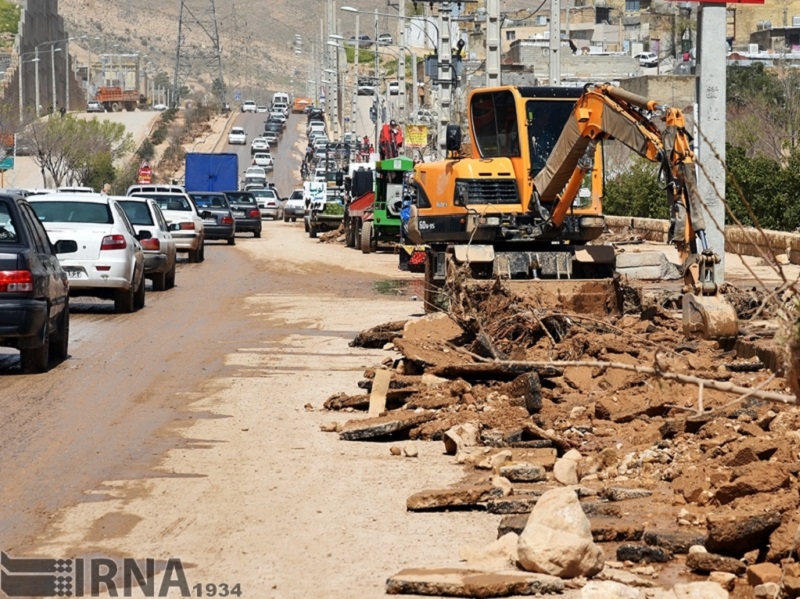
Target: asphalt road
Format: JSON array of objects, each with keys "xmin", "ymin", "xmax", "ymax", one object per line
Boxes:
[{"xmin": 0, "ymin": 111, "xmax": 304, "ymax": 551}]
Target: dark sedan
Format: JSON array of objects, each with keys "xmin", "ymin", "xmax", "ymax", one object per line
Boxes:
[
  {"xmin": 189, "ymin": 192, "xmax": 236, "ymax": 245},
  {"xmin": 223, "ymin": 191, "xmax": 262, "ymax": 238},
  {"xmin": 0, "ymin": 193, "xmax": 76, "ymax": 372}
]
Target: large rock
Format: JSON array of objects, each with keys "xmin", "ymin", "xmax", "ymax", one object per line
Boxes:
[
  {"xmin": 407, "ymin": 485, "xmax": 499, "ymax": 511},
  {"xmin": 714, "ymin": 462, "xmax": 790, "ymax": 505},
  {"xmin": 459, "ymin": 533, "xmax": 519, "ymax": 572},
  {"xmin": 706, "ymin": 511, "xmax": 782, "ymax": 556},
  {"xmin": 517, "ymin": 487, "xmax": 604, "ymax": 578},
  {"xmin": 553, "ymin": 458, "xmax": 579, "ymax": 485},
  {"xmin": 747, "ymin": 563, "xmax": 782, "ymax": 586},
  {"xmin": 672, "ymin": 582, "xmax": 729, "ymax": 599},
  {"xmin": 385, "ymin": 568, "xmax": 564, "ymax": 597},
  {"xmin": 643, "ymin": 530, "xmax": 707, "ymax": 554},
  {"xmin": 443, "ymin": 423, "xmax": 481, "ymax": 456},
  {"xmin": 581, "ymin": 580, "xmax": 641, "ymax": 599},
  {"xmin": 768, "ymin": 510, "xmax": 800, "ymax": 561},
  {"xmin": 685, "ymin": 551, "xmax": 746, "ymax": 575}
]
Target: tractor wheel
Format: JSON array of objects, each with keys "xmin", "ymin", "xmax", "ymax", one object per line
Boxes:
[{"xmin": 360, "ymin": 221, "xmax": 372, "ymax": 254}]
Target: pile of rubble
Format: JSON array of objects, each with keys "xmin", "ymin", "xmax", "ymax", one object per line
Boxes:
[{"xmin": 322, "ymin": 276, "xmax": 800, "ymax": 598}]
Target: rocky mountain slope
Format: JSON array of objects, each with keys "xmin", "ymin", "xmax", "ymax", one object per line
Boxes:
[{"xmin": 53, "ymin": 0, "xmax": 536, "ymax": 101}]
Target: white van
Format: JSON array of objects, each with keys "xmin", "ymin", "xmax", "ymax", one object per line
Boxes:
[{"xmin": 273, "ymin": 92, "xmax": 290, "ymax": 107}]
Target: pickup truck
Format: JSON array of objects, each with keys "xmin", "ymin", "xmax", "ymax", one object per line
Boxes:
[{"xmin": 0, "ymin": 193, "xmax": 76, "ymax": 372}]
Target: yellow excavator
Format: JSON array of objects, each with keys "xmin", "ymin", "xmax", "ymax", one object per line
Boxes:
[{"xmin": 408, "ymin": 83, "xmax": 737, "ymax": 339}]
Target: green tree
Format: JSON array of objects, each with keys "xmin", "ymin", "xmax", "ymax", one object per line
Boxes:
[
  {"xmin": 25, "ymin": 116, "xmax": 132, "ymax": 187},
  {"xmin": 0, "ymin": 0, "xmax": 20, "ymax": 35},
  {"xmin": 603, "ymin": 157, "xmax": 669, "ymax": 220}
]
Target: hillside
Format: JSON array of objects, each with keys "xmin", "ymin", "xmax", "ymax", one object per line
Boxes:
[{"xmin": 53, "ymin": 0, "xmax": 536, "ymax": 102}]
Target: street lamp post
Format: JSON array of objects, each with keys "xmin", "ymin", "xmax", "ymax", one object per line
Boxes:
[{"xmin": 18, "ymin": 51, "xmax": 40, "ymax": 122}]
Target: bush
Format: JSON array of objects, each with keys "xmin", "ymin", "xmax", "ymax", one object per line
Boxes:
[
  {"xmin": 137, "ymin": 138, "xmax": 155, "ymax": 161},
  {"xmin": 603, "ymin": 158, "xmax": 669, "ymax": 220},
  {"xmin": 150, "ymin": 125, "xmax": 167, "ymax": 146}
]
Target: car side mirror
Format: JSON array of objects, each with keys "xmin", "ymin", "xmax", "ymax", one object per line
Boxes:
[
  {"xmin": 53, "ymin": 239, "xmax": 78, "ymax": 254},
  {"xmin": 136, "ymin": 230, "xmax": 153, "ymax": 241}
]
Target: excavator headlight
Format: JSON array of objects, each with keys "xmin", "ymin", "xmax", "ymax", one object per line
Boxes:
[{"xmin": 454, "ymin": 181, "xmax": 469, "ymax": 206}]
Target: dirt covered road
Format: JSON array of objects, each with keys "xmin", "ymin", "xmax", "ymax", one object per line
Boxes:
[{"xmin": 2, "ymin": 219, "xmax": 500, "ymax": 597}]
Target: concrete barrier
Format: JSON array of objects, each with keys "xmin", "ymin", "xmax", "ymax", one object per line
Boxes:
[{"xmin": 605, "ymin": 216, "xmax": 800, "ymax": 265}]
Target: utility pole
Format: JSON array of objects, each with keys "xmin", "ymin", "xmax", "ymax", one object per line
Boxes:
[
  {"xmin": 437, "ymin": 2, "xmax": 453, "ymax": 154},
  {"xmin": 486, "ymin": 0, "xmax": 500, "ymax": 87},
  {"xmin": 353, "ymin": 13, "xmax": 359, "ymax": 134},
  {"xmin": 695, "ymin": 4, "xmax": 727, "ymax": 280},
  {"xmin": 173, "ymin": 0, "xmax": 225, "ymax": 108},
  {"xmin": 550, "ymin": 0, "xmax": 561, "ymax": 85}
]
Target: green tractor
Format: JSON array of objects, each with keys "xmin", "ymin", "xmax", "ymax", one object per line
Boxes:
[{"xmin": 353, "ymin": 156, "xmax": 415, "ymax": 254}]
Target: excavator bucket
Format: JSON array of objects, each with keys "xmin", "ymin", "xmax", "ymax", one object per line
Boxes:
[{"xmin": 682, "ymin": 292, "xmax": 739, "ymax": 340}]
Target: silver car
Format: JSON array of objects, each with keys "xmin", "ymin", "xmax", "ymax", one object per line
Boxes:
[{"xmin": 117, "ymin": 197, "xmax": 178, "ymax": 291}]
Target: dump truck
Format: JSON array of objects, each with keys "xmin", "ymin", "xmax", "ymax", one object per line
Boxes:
[
  {"xmin": 95, "ymin": 86, "xmax": 144, "ymax": 112},
  {"xmin": 293, "ymin": 97, "xmax": 313, "ymax": 113},
  {"xmin": 409, "ymin": 84, "xmax": 737, "ymax": 340}
]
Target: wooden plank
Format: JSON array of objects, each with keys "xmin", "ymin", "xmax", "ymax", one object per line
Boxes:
[{"xmin": 369, "ymin": 369, "xmax": 392, "ymax": 417}]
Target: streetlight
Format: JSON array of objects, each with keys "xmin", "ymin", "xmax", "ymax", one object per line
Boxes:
[{"xmin": 17, "ymin": 51, "xmax": 40, "ymax": 123}]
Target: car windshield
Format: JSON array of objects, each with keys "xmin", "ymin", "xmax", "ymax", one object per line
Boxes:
[
  {"xmin": 0, "ymin": 203, "xmax": 18, "ymax": 242},
  {"xmin": 30, "ymin": 201, "xmax": 112, "ymax": 224},
  {"xmin": 225, "ymin": 192, "xmax": 256, "ymax": 205},
  {"xmin": 191, "ymin": 194, "xmax": 228, "ymax": 208},
  {"xmin": 250, "ymin": 189, "xmax": 277, "ymax": 199},
  {"xmin": 136, "ymin": 194, "xmax": 192, "ymax": 211},
  {"xmin": 118, "ymin": 200, "xmax": 155, "ymax": 225}
]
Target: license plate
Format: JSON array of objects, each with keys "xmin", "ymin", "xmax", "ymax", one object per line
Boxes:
[
  {"xmin": 203, "ymin": 218, "xmax": 216, "ymax": 224},
  {"xmin": 64, "ymin": 269, "xmax": 83, "ymax": 279},
  {"xmin": 234, "ymin": 211, "xmax": 245, "ymax": 216}
]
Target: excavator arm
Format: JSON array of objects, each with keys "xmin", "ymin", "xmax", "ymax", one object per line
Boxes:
[{"xmin": 533, "ymin": 84, "xmax": 736, "ymax": 339}]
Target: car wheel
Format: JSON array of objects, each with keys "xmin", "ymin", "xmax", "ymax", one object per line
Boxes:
[
  {"xmin": 165, "ymin": 260, "xmax": 177, "ymax": 289},
  {"xmin": 254, "ymin": 229, "xmax": 261, "ymax": 239},
  {"xmin": 49, "ymin": 302, "xmax": 69, "ymax": 362},
  {"xmin": 152, "ymin": 269, "xmax": 167, "ymax": 291},
  {"xmin": 133, "ymin": 272, "xmax": 146, "ymax": 311},
  {"xmin": 284, "ymin": 214, "xmax": 289, "ymax": 222},
  {"xmin": 188, "ymin": 247, "xmax": 200, "ymax": 263},
  {"xmin": 198, "ymin": 240, "xmax": 206, "ymax": 262},
  {"xmin": 227, "ymin": 235, "xmax": 236, "ymax": 246},
  {"xmin": 20, "ymin": 329, "xmax": 50, "ymax": 374},
  {"xmin": 115, "ymin": 283, "xmax": 136, "ymax": 313}
]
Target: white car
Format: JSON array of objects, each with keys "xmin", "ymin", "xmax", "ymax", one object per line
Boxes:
[
  {"xmin": 242, "ymin": 100, "xmax": 257, "ymax": 113},
  {"xmin": 388, "ymin": 81, "xmax": 400, "ymax": 95},
  {"xmin": 283, "ymin": 188, "xmax": 304, "ymax": 222},
  {"xmin": 269, "ymin": 111, "xmax": 287, "ymax": 123},
  {"xmin": 634, "ymin": 52, "xmax": 658, "ymax": 68},
  {"xmin": 263, "ymin": 131, "xmax": 278, "ymax": 145},
  {"xmin": 129, "ymin": 191, "xmax": 206, "ymax": 263},
  {"xmin": 27, "ymin": 193, "xmax": 147, "ymax": 313},
  {"xmin": 228, "ymin": 126, "xmax": 247, "ymax": 145},
  {"xmin": 117, "ymin": 197, "xmax": 178, "ymax": 291},
  {"xmin": 256, "ymin": 105, "xmax": 268, "ymax": 113},
  {"xmin": 252, "ymin": 152, "xmax": 274, "ymax": 170},
  {"xmin": 250, "ymin": 188, "xmax": 281, "ymax": 219},
  {"xmin": 250, "ymin": 137, "xmax": 270, "ymax": 154}
]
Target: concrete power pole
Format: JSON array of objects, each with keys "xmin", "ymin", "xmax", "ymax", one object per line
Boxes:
[
  {"xmin": 549, "ymin": 0, "xmax": 561, "ymax": 85},
  {"xmin": 486, "ymin": 0, "xmax": 500, "ymax": 87},
  {"xmin": 173, "ymin": 0, "xmax": 225, "ymax": 107},
  {"xmin": 437, "ymin": 2, "xmax": 453, "ymax": 154},
  {"xmin": 695, "ymin": 4, "xmax": 727, "ymax": 280}
]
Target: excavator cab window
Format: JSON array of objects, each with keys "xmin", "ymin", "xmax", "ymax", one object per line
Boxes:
[
  {"xmin": 471, "ymin": 90, "xmax": 520, "ymax": 159},
  {"xmin": 526, "ymin": 99, "xmax": 576, "ymax": 175}
]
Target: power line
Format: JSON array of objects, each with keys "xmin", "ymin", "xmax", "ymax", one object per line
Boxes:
[{"xmin": 173, "ymin": 0, "xmax": 226, "ymax": 107}]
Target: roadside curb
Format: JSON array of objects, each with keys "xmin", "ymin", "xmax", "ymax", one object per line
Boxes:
[{"xmin": 211, "ymin": 111, "xmax": 238, "ymax": 153}]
